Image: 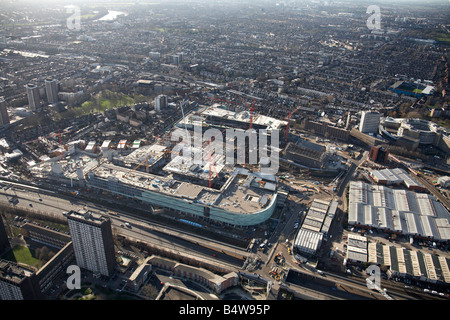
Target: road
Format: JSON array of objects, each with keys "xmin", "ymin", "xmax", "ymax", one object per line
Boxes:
[
  {"xmin": 336, "ymin": 163, "xmax": 356, "ymax": 198},
  {"xmin": 336, "ymin": 151, "xmax": 369, "ymax": 198},
  {"xmin": 2, "ymin": 178, "xmax": 442, "ymax": 301},
  {"xmin": 0, "ymin": 186, "xmax": 246, "ymax": 269}
]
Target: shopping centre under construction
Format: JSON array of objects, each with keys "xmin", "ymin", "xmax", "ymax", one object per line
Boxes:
[{"xmin": 28, "ymin": 105, "xmax": 288, "ymax": 227}]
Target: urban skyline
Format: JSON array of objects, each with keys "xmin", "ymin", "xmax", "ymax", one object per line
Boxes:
[{"xmin": 0, "ymin": 0, "xmax": 449, "ymax": 311}]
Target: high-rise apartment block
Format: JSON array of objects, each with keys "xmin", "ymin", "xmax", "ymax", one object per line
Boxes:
[
  {"xmin": 0, "ymin": 216, "xmax": 10, "ymax": 255},
  {"xmin": 26, "ymin": 83, "xmax": 41, "ymax": 111},
  {"xmin": 0, "ymin": 97, "xmax": 10, "ymax": 126},
  {"xmin": 155, "ymin": 95, "xmax": 168, "ymax": 112},
  {"xmin": 67, "ymin": 210, "xmax": 116, "ymax": 277},
  {"xmin": 359, "ymin": 111, "xmax": 380, "ymax": 134},
  {"xmin": 45, "ymin": 78, "xmax": 59, "ymax": 104},
  {"xmin": 0, "ymin": 260, "xmax": 41, "ymax": 300}
]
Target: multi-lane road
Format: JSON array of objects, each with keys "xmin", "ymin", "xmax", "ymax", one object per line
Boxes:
[
  {"xmin": 2, "ymin": 179, "xmax": 446, "ymax": 301},
  {"xmin": 0, "ymin": 180, "xmax": 391, "ymax": 300},
  {"xmin": 0, "ymin": 183, "xmax": 247, "ymax": 269}
]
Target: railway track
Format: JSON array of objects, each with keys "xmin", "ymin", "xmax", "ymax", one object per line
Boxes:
[{"xmin": 415, "ymin": 175, "xmax": 450, "ymax": 212}]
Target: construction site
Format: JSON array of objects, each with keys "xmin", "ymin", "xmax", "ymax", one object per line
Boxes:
[{"xmin": 25, "ymin": 98, "xmax": 292, "ymax": 229}]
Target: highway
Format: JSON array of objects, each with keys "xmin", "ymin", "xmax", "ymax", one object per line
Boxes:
[
  {"xmin": 3, "ymin": 179, "xmax": 445, "ymax": 301},
  {"xmin": 0, "ymin": 185, "xmax": 246, "ymax": 269}
]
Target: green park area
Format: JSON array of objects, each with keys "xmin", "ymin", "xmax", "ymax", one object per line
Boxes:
[
  {"xmin": 54, "ymin": 90, "xmax": 147, "ymax": 120},
  {"xmin": 434, "ymin": 33, "xmax": 450, "ymax": 45},
  {"xmin": 80, "ymin": 90, "xmax": 146, "ymax": 113},
  {"xmin": 3, "ymin": 245, "xmax": 45, "ymax": 269}
]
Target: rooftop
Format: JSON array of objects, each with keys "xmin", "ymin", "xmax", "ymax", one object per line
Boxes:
[
  {"xmin": 370, "ymin": 168, "xmax": 424, "ymax": 189},
  {"xmin": 90, "ymin": 162, "xmax": 276, "ymax": 215},
  {"xmin": 348, "ymin": 181, "xmax": 450, "ymax": 241},
  {"xmin": 182, "ymin": 105, "xmax": 287, "ymax": 132},
  {"xmin": 0, "ymin": 259, "xmax": 34, "ymax": 284},
  {"xmin": 66, "ymin": 209, "xmax": 110, "ymax": 225}
]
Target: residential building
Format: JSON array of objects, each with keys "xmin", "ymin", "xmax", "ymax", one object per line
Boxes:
[
  {"xmin": 26, "ymin": 83, "xmax": 41, "ymax": 111},
  {"xmin": 44, "ymin": 78, "xmax": 59, "ymax": 104},
  {"xmin": 369, "ymin": 146, "xmax": 390, "ymax": 163},
  {"xmin": 0, "ymin": 97, "xmax": 10, "ymax": 126},
  {"xmin": 0, "ymin": 216, "xmax": 10, "ymax": 255},
  {"xmin": 155, "ymin": 95, "xmax": 168, "ymax": 112},
  {"xmin": 148, "ymin": 255, "xmax": 238, "ymax": 294},
  {"xmin": 359, "ymin": 111, "xmax": 380, "ymax": 134},
  {"xmin": 0, "ymin": 260, "xmax": 42, "ymax": 300},
  {"xmin": 67, "ymin": 210, "xmax": 116, "ymax": 277},
  {"xmin": 21, "ymin": 223, "xmax": 71, "ymax": 249}
]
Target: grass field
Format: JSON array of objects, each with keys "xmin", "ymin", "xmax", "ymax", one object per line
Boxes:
[
  {"xmin": 53, "ymin": 90, "xmax": 147, "ymax": 120},
  {"xmin": 434, "ymin": 33, "xmax": 450, "ymax": 45},
  {"xmin": 3, "ymin": 245, "xmax": 43, "ymax": 269},
  {"xmin": 83, "ymin": 90, "xmax": 145, "ymax": 111}
]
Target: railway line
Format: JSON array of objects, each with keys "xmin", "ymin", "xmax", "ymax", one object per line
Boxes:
[{"xmin": 414, "ymin": 174, "xmax": 450, "ymax": 212}]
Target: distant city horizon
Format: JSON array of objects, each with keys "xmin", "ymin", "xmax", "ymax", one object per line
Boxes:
[{"xmin": 0, "ymin": 0, "xmax": 448, "ymax": 305}]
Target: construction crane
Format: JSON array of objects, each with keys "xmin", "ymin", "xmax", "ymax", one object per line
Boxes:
[
  {"xmin": 124, "ymin": 101, "xmax": 191, "ymax": 179},
  {"xmin": 24, "ymin": 128, "xmax": 73, "ymax": 145},
  {"xmin": 225, "ymin": 85, "xmax": 259, "ymax": 131},
  {"xmin": 284, "ymin": 105, "xmax": 303, "ymax": 145},
  {"xmin": 179, "ymin": 99, "xmax": 190, "ymax": 137},
  {"xmin": 122, "ymin": 152, "xmax": 152, "ymax": 179},
  {"xmin": 205, "ymin": 139, "xmax": 219, "ymax": 188}
]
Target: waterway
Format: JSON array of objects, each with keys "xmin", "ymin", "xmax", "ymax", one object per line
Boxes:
[{"xmin": 97, "ymin": 10, "xmax": 127, "ymax": 21}]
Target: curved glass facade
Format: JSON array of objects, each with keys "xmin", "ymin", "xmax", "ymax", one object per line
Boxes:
[{"xmin": 89, "ymin": 175, "xmax": 277, "ymax": 227}]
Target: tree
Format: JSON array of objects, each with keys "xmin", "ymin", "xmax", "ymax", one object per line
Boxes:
[
  {"xmin": 406, "ymin": 111, "xmax": 422, "ymax": 119},
  {"xmin": 35, "ymin": 246, "xmax": 54, "ymax": 262}
]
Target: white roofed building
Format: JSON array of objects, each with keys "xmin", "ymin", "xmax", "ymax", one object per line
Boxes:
[{"xmin": 348, "ymin": 181, "xmax": 450, "ymax": 242}]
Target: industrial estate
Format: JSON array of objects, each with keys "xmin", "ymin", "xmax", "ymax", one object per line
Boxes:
[{"xmin": 0, "ymin": 0, "xmax": 449, "ymax": 305}]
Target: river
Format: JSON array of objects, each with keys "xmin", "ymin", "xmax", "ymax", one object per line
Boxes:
[{"xmin": 97, "ymin": 10, "xmax": 127, "ymax": 21}]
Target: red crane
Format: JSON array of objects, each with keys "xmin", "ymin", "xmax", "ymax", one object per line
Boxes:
[
  {"xmin": 24, "ymin": 129, "xmax": 72, "ymax": 144},
  {"xmin": 226, "ymin": 86, "xmax": 258, "ymax": 131},
  {"xmin": 248, "ymin": 98, "xmax": 256, "ymax": 131},
  {"xmin": 284, "ymin": 105, "xmax": 303, "ymax": 145},
  {"xmin": 205, "ymin": 139, "xmax": 219, "ymax": 188}
]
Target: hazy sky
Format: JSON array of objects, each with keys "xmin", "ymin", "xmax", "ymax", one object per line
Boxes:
[{"xmin": 1, "ymin": 0, "xmax": 449, "ymax": 4}]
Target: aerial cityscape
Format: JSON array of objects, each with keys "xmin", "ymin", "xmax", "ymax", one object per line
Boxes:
[{"xmin": 0, "ymin": 0, "xmax": 449, "ymax": 308}]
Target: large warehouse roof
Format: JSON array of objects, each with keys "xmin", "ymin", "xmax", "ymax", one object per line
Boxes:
[
  {"xmin": 293, "ymin": 198, "xmax": 338, "ymax": 257},
  {"xmin": 293, "ymin": 228, "xmax": 323, "ymax": 256},
  {"xmin": 370, "ymin": 168, "xmax": 424, "ymax": 190},
  {"xmin": 346, "ymin": 233, "xmax": 368, "ymax": 263},
  {"xmin": 368, "ymin": 243, "xmax": 450, "ymax": 284},
  {"xmin": 348, "ymin": 181, "xmax": 450, "ymax": 241}
]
